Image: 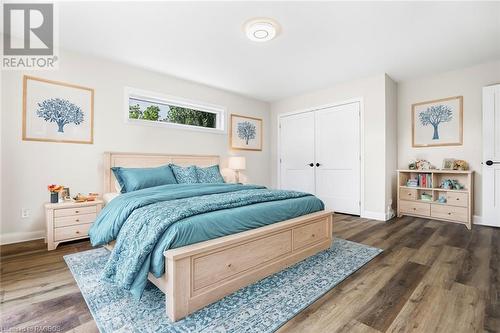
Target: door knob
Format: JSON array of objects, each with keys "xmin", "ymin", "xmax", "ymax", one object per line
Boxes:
[
  {"xmin": 308, "ymin": 163, "xmax": 314, "ymax": 167},
  {"xmin": 485, "ymin": 160, "xmax": 500, "ymax": 166},
  {"xmin": 316, "ymin": 163, "xmax": 321, "ymax": 167}
]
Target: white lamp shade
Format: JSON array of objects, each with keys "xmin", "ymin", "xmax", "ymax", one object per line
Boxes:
[{"xmin": 228, "ymin": 156, "xmax": 246, "ymax": 170}]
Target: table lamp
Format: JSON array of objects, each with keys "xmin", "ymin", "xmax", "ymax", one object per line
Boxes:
[{"xmin": 228, "ymin": 156, "xmax": 246, "ymax": 183}]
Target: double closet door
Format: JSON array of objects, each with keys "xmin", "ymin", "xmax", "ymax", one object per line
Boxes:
[{"xmin": 279, "ymin": 102, "xmax": 361, "ymax": 215}]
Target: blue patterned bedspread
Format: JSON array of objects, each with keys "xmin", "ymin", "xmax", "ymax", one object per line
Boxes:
[{"xmin": 89, "ymin": 183, "xmax": 324, "ymax": 297}]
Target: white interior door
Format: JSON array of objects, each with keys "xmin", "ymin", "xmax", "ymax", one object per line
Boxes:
[
  {"xmin": 279, "ymin": 112, "xmax": 316, "ymax": 193},
  {"xmin": 315, "ymin": 102, "xmax": 360, "ymax": 214},
  {"xmin": 482, "ymin": 84, "xmax": 500, "ymax": 226}
]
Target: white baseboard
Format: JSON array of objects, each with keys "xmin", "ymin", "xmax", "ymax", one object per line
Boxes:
[
  {"xmin": 361, "ymin": 210, "xmax": 388, "ymax": 221},
  {"xmin": 472, "ymin": 215, "xmax": 498, "ymax": 227},
  {"xmin": 0, "ymin": 230, "xmax": 45, "ymax": 245}
]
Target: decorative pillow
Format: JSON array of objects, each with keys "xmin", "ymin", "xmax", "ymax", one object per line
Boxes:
[
  {"xmin": 111, "ymin": 164, "xmax": 177, "ymax": 193},
  {"xmin": 196, "ymin": 165, "xmax": 225, "ymax": 183},
  {"xmin": 170, "ymin": 165, "xmax": 199, "ymax": 184}
]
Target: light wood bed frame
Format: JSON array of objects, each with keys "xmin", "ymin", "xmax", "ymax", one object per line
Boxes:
[{"xmin": 103, "ymin": 152, "xmax": 334, "ymax": 321}]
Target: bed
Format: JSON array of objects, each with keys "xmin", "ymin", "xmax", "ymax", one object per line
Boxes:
[{"xmin": 94, "ymin": 152, "xmax": 334, "ymax": 321}]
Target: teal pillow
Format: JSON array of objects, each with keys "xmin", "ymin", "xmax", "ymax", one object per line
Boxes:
[
  {"xmin": 111, "ymin": 164, "xmax": 177, "ymax": 193},
  {"xmin": 196, "ymin": 165, "xmax": 225, "ymax": 183},
  {"xmin": 170, "ymin": 165, "xmax": 199, "ymax": 184}
]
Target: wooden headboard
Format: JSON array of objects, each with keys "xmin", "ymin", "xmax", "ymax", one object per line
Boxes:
[{"xmin": 103, "ymin": 152, "xmax": 220, "ymax": 193}]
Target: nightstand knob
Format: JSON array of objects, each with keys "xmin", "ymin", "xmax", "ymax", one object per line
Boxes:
[
  {"xmin": 76, "ymin": 230, "xmax": 80, "ymax": 234},
  {"xmin": 75, "ymin": 219, "xmax": 80, "ymax": 222},
  {"xmin": 75, "ymin": 210, "xmax": 79, "ymax": 213},
  {"xmin": 448, "ymin": 212, "xmax": 452, "ymax": 215},
  {"xmin": 456, "ymin": 198, "xmax": 460, "ymax": 200}
]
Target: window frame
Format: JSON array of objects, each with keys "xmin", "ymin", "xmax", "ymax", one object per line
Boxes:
[{"xmin": 124, "ymin": 87, "xmax": 226, "ymax": 134}]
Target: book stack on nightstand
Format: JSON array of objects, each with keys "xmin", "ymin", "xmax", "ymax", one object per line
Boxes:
[{"xmin": 45, "ymin": 200, "xmax": 103, "ymax": 250}]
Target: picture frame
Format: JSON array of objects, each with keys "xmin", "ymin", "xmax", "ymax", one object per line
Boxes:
[
  {"xmin": 230, "ymin": 114, "xmax": 263, "ymax": 151},
  {"xmin": 442, "ymin": 158, "xmax": 455, "ymax": 170},
  {"xmin": 412, "ymin": 96, "xmax": 463, "ymax": 147},
  {"xmin": 23, "ymin": 75, "xmax": 94, "ymax": 144}
]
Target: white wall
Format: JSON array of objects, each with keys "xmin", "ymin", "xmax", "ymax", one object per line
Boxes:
[
  {"xmin": 270, "ymin": 74, "xmax": 395, "ymax": 220},
  {"xmin": 1, "ymin": 50, "xmax": 270, "ymax": 244},
  {"xmin": 398, "ymin": 60, "xmax": 500, "ymax": 218},
  {"xmin": 385, "ymin": 74, "xmax": 398, "ymax": 219}
]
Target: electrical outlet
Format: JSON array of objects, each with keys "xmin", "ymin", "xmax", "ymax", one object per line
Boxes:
[{"xmin": 21, "ymin": 208, "xmax": 30, "ymax": 218}]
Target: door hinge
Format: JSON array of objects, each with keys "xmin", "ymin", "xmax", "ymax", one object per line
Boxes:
[
  {"xmin": 359, "ymin": 201, "xmax": 361, "ymax": 206},
  {"xmin": 279, "ymin": 123, "xmax": 281, "ymax": 129},
  {"xmin": 279, "ymin": 158, "xmax": 282, "ymax": 163}
]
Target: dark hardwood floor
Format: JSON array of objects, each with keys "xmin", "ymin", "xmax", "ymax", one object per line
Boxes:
[{"xmin": 1, "ymin": 214, "xmax": 498, "ymax": 332}]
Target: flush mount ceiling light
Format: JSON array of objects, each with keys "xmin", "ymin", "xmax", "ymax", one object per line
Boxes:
[{"xmin": 244, "ymin": 18, "xmax": 280, "ymax": 42}]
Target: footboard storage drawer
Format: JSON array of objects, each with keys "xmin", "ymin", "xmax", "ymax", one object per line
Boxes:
[
  {"xmin": 192, "ymin": 230, "xmax": 292, "ymax": 291},
  {"xmin": 399, "ymin": 200, "xmax": 430, "ymax": 216},
  {"xmin": 293, "ymin": 220, "xmax": 328, "ymax": 250},
  {"xmin": 163, "ymin": 211, "xmax": 334, "ymax": 322},
  {"xmin": 54, "ymin": 223, "xmax": 92, "ymax": 241},
  {"xmin": 431, "ymin": 205, "xmax": 468, "ymax": 223}
]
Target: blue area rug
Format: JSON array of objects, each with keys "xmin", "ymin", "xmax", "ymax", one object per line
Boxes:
[{"xmin": 64, "ymin": 238, "xmax": 382, "ymax": 333}]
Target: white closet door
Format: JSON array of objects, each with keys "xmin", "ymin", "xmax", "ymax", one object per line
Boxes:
[
  {"xmin": 482, "ymin": 84, "xmax": 500, "ymax": 226},
  {"xmin": 279, "ymin": 112, "xmax": 316, "ymax": 193},
  {"xmin": 315, "ymin": 102, "xmax": 360, "ymax": 214}
]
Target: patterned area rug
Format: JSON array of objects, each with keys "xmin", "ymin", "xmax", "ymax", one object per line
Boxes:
[{"xmin": 64, "ymin": 238, "xmax": 382, "ymax": 333}]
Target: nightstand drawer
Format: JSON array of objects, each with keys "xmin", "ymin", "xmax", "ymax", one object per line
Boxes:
[
  {"xmin": 54, "ymin": 223, "xmax": 92, "ymax": 241},
  {"xmin": 54, "ymin": 213, "xmax": 96, "ymax": 228},
  {"xmin": 446, "ymin": 192, "xmax": 468, "ymax": 207},
  {"xmin": 54, "ymin": 205, "xmax": 96, "ymax": 217}
]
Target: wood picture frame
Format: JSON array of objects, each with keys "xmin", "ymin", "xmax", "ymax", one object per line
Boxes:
[
  {"xmin": 230, "ymin": 114, "xmax": 263, "ymax": 151},
  {"xmin": 23, "ymin": 75, "xmax": 94, "ymax": 144},
  {"xmin": 412, "ymin": 96, "xmax": 463, "ymax": 148}
]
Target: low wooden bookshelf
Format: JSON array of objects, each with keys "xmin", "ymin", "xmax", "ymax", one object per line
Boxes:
[{"xmin": 397, "ymin": 169, "xmax": 474, "ymax": 229}]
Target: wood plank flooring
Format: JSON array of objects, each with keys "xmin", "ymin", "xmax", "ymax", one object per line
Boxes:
[{"xmin": 1, "ymin": 214, "xmax": 498, "ymax": 332}]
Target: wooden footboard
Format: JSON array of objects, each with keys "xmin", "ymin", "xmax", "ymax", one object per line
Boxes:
[{"xmin": 163, "ymin": 211, "xmax": 334, "ymax": 321}]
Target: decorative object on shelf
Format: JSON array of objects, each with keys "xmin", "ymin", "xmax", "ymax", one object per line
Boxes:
[
  {"xmin": 440, "ymin": 179, "xmax": 464, "ymax": 190},
  {"xmin": 437, "ymin": 194, "xmax": 447, "ymax": 204},
  {"xmin": 23, "ymin": 75, "xmax": 94, "ymax": 144},
  {"xmin": 415, "ymin": 159, "xmax": 433, "ymax": 170},
  {"xmin": 421, "ymin": 192, "xmax": 433, "ymax": 201},
  {"xmin": 230, "ymin": 114, "xmax": 262, "ymax": 151},
  {"xmin": 412, "ymin": 96, "xmax": 463, "ymax": 147},
  {"xmin": 408, "ymin": 161, "xmax": 417, "ymax": 170},
  {"xmin": 47, "ymin": 184, "xmax": 63, "ymax": 203},
  {"xmin": 453, "ymin": 159, "xmax": 469, "ymax": 171},
  {"xmin": 442, "ymin": 158, "xmax": 455, "ymax": 170},
  {"xmin": 228, "ymin": 156, "xmax": 246, "ymax": 183},
  {"xmin": 406, "ymin": 178, "xmax": 419, "ymax": 187}
]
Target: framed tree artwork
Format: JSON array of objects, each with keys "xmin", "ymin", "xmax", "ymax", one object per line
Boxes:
[
  {"xmin": 412, "ymin": 96, "xmax": 463, "ymax": 147},
  {"xmin": 23, "ymin": 75, "xmax": 94, "ymax": 144},
  {"xmin": 230, "ymin": 114, "xmax": 262, "ymax": 151}
]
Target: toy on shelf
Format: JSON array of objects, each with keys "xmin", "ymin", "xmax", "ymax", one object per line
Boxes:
[
  {"xmin": 453, "ymin": 160, "xmax": 469, "ymax": 170},
  {"xmin": 409, "ymin": 159, "xmax": 434, "ymax": 170},
  {"xmin": 440, "ymin": 179, "xmax": 464, "ymax": 190}
]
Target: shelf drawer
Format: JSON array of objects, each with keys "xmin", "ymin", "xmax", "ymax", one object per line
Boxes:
[
  {"xmin": 54, "ymin": 223, "xmax": 92, "ymax": 241},
  {"xmin": 400, "ymin": 200, "xmax": 430, "ymax": 216},
  {"xmin": 54, "ymin": 205, "xmax": 97, "ymax": 218},
  {"xmin": 400, "ymin": 188, "xmax": 418, "ymax": 201},
  {"xmin": 446, "ymin": 192, "xmax": 468, "ymax": 207},
  {"xmin": 431, "ymin": 205, "xmax": 468, "ymax": 223},
  {"xmin": 54, "ymin": 213, "xmax": 96, "ymax": 227}
]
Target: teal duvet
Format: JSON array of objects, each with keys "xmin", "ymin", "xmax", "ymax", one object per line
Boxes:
[{"xmin": 89, "ymin": 183, "xmax": 324, "ymax": 297}]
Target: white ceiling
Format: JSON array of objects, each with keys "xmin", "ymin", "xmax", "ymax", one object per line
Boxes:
[{"xmin": 58, "ymin": 1, "xmax": 500, "ymax": 102}]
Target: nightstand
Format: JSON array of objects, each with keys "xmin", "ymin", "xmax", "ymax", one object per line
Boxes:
[{"xmin": 45, "ymin": 200, "xmax": 103, "ymax": 250}]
